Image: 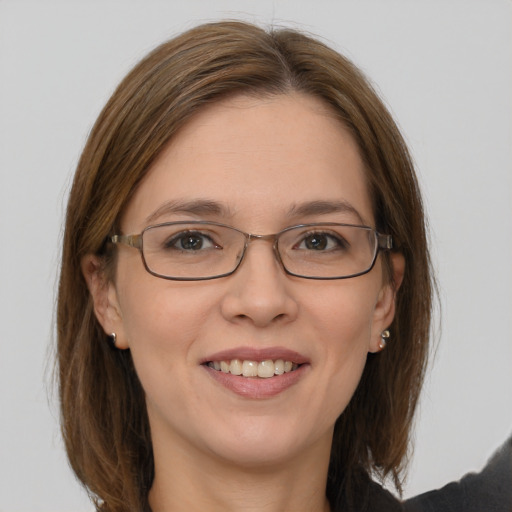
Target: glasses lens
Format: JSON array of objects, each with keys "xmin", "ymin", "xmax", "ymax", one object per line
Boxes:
[
  {"xmin": 142, "ymin": 223, "xmax": 245, "ymax": 279},
  {"xmin": 138, "ymin": 222, "xmax": 380, "ymax": 280},
  {"xmin": 278, "ymin": 224, "xmax": 377, "ymax": 278}
]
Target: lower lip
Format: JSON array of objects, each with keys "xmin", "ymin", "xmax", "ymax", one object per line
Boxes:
[{"xmin": 203, "ymin": 364, "xmax": 308, "ymax": 399}]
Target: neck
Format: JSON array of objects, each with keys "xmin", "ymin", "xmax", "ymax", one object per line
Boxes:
[{"xmin": 148, "ymin": 433, "xmax": 332, "ymax": 512}]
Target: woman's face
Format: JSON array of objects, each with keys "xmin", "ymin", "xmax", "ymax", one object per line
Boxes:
[{"xmin": 92, "ymin": 93, "xmax": 399, "ymax": 469}]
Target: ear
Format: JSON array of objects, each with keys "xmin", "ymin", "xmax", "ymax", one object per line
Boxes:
[
  {"xmin": 368, "ymin": 252, "xmax": 405, "ymax": 353},
  {"xmin": 81, "ymin": 254, "xmax": 129, "ymax": 349}
]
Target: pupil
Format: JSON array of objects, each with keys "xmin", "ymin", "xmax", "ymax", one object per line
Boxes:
[
  {"xmin": 182, "ymin": 235, "xmax": 202, "ymax": 250},
  {"xmin": 306, "ymin": 235, "xmax": 327, "ymax": 250}
]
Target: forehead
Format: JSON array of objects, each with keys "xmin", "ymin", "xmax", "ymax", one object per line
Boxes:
[{"xmin": 121, "ymin": 93, "xmax": 373, "ymax": 231}]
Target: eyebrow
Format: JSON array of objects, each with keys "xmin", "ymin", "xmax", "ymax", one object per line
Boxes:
[
  {"xmin": 145, "ymin": 198, "xmax": 366, "ymax": 226},
  {"xmin": 145, "ymin": 199, "xmax": 234, "ymax": 225},
  {"xmin": 287, "ymin": 200, "xmax": 366, "ymax": 225}
]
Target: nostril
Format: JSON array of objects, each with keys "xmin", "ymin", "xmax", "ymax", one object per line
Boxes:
[{"xmin": 219, "ymin": 262, "xmax": 299, "ymax": 326}]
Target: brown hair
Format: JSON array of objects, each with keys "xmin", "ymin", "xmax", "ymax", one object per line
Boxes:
[{"xmin": 57, "ymin": 20, "xmax": 434, "ymax": 511}]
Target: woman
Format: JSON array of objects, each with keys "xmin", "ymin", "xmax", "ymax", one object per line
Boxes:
[{"xmin": 57, "ymin": 21, "xmax": 433, "ymax": 511}]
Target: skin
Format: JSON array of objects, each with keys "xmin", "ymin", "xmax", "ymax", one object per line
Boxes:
[{"xmin": 83, "ymin": 92, "xmax": 404, "ymax": 512}]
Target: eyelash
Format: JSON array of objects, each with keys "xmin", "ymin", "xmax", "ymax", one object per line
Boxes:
[
  {"xmin": 294, "ymin": 231, "xmax": 349, "ymax": 251},
  {"xmin": 164, "ymin": 231, "xmax": 219, "ymax": 251}
]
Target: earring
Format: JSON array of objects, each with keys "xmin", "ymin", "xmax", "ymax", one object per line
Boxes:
[
  {"xmin": 108, "ymin": 332, "xmax": 117, "ymax": 348},
  {"xmin": 378, "ymin": 329, "xmax": 390, "ymax": 350}
]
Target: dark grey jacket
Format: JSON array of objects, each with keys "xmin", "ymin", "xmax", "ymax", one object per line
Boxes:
[
  {"xmin": 339, "ymin": 435, "xmax": 512, "ymax": 511},
  {"xmin": 404, "ymin": 435, "xmax": 512, "ymax": 512}
]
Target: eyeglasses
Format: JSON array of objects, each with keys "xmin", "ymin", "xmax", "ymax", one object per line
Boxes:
[{"xmin": 110, "ymin": 221, "xmax": 392, "ymax": 281}]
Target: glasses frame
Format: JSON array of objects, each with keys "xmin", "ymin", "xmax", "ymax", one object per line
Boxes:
[{"xmin": 110, "ymin": 221, "xmax": 393, "ymax": 281}]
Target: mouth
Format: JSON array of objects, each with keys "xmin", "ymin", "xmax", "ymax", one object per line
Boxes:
[
  {"xmin": 201, "ymin": 347, "xmax": 309, "ymax": 398},
  {"xmin": 204, "ymin": 359, "xmax": 300, "ymax": 378}
]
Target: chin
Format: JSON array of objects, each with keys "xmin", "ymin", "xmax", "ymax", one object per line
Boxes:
[{"xmin": 198, "ymin": 414, "xmax": 332, "ymax": 469}]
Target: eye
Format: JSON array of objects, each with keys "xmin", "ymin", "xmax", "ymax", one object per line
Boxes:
[
  {"xmin": 295, "ymin": 232, "xmax": 348, "ymax": 251},
  {"xmin": 165, "ymin": 231, "xmax": 219, "ymax": 251}
]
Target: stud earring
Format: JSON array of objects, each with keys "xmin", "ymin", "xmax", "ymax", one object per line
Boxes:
[
  {"xmin": 108, "ymin": 332, "xmax": 117, "ymax": 348},
  {"xmin": 379, "ymin": 329, "xmax": 390, "ymax": 350}
]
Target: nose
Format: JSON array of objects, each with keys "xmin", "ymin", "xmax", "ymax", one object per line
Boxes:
[{"xmin": 220, "ymin": 239, "xmax": 299, "ymax": 327}]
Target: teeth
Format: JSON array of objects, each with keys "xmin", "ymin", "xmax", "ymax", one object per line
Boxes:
[
  {"xmin": 242, "ymin": 360, "xmax": 258, "ymax": 377},
  {"xmin": 208, "ymin": 359, "xmax": 299, "ymax": 378},
  {"xmin": 229, "ymin": 359, "xmax": 242, "ymax": 375},
  {"xmin": 258, "ymin": 360, "xmax": 275, "ymax": 378}
]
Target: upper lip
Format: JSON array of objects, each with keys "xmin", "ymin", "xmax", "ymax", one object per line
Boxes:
[{"xmin": 201, "ymin": 346, "xmax": 309, "ymax": 365}]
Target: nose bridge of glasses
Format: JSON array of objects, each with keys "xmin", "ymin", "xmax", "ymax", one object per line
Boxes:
[
  {"xmin": 247, "ymin": 232, "xmax": 279, "ymax": 243},
  {"xmin": 242, "ymin": 232, "xmax": 283, "ymax": 264}
]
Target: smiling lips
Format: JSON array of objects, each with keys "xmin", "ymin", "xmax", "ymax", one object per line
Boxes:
[
  {"xmin": 202, "ymin": 348, "xmax": 308, "ymax": 398},
  {"xmin": 207, "ymin": 359, "xmax": 299, "ymax": 378}
]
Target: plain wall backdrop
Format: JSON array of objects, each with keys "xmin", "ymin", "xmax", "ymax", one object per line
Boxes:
[{"xmin": 1, "ymin": 1, "xmax": 511, "ymax": 510}]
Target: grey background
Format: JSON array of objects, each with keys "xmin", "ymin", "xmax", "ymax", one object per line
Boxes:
[{"xmin": 1, "ymin": 1, "xmax": 511, "ymax": 510}]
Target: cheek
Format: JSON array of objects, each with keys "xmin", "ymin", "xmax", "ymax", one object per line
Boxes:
[
  {"xmin": 116, "ymin": 276, "xmax": 219, "ymax": 427},
  {"xmin": 305, "ymin": 282, "xmax": 378, "ymax": 407},
  {"xmin": 309, "ymin": 280, "xmax": 377, "ymax": 347},
  {"xmin": 115, "ymin": 260, "xmax": 216, "ymax": 368},
  {"xmin": 323, "ymin": 301, "xmax": 373, "ymax": 381}
]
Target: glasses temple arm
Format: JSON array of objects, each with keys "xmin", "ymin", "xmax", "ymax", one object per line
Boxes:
[
  {"xmin": 110, "ymin": 234, "xmax": 143, "ymax": 249},
  {"xmin": 377, "ymin": 234, "xmax": 393, "ymax": 250}
]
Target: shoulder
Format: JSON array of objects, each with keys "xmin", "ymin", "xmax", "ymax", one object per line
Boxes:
[
  {"xmin": 332, "ymin": 479, "xmax": 404, "ymax": 512},
  {"xmin": 329, "ymin": 472, "xmax": 404, "ymax": 512},
  {"xmin": 404, "ymin": 434, "xmax": 512, "ymax": 512},
  {"xmin": 366, "ymin": 480, "xmax": 404, "ymax": 512}
]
